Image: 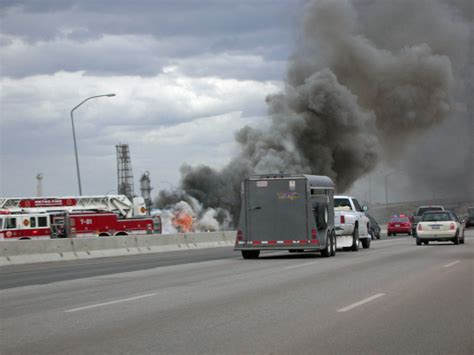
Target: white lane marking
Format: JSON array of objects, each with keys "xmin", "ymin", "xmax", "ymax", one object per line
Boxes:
[
  {"xmin": 444, "ymin": 260, "xmax": 460, "ymax": 268},
  {"xmin": 64, "ymin": 293, "xmax": 157, "ymax": 313},
  {"xmin": 337, "ymin": 293, "xmax": 386, "ymax": 312},
  {"xmin": 285, "ymin": 261, "xmax": 320, "ymax": 270}
]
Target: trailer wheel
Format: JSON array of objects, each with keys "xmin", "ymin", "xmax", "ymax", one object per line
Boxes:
[
  {"xmin": 242, "ymin": 250, "xmax": 260, "ymax": 259},
  {"xmin": 115, "ymin": 232, "xmax": 128, "ymax": 236},
  {"xmin": 321, "ymin": 232, "xmax": 335, "ymax": 258},
  {"xmin": 99, "ymin": 233, "xmax": 110, "ymax": 237}
]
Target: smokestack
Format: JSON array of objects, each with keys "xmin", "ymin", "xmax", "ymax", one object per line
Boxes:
[{"xmin": 36, "ymin": 173, "xmax": 43, "ymax": 197}]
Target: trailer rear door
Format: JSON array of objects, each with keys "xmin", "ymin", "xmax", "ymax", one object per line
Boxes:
[{"xmin": 246, "ymin": 178, "xmax": 308, "ymax": 242}]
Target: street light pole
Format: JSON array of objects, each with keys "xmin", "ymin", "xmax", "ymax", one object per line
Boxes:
[
  {"xmin": 70, "ymin": 93, "xmax": 116, "ymax": 195},
  {"xmin": 384, "ymin": 171, "xmax": 396, "ymax": 205}
]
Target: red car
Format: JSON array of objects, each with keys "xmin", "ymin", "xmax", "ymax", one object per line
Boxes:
[{"xmin": 387, "ymin": 215, "xmax": 412, "ymax": 236}]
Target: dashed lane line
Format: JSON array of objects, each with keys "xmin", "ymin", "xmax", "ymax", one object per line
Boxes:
[
  {"xmin": 444, "ymin": 260, "xmax": 461, "ymax": 268},
  {"xmin": 64, "ymin": 293, "xmax": 157, "ymax": 313},
  {"xmin": 337, "ymin": 293, "xmax": 386, "ymax": 312}
]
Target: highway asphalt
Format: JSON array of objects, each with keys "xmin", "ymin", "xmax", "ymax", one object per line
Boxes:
[{"xmin": 1, "ymin": 229, "xmax": 473, "ymax": 354}]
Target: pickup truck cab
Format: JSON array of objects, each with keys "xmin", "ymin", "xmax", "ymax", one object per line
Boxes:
[
  {"xmin": 411, "ymin": 206, "xmax": 445, "ymax": 237},
  {"xmin": 334, "ymin": 195, "xmax": 371, "ymax": 250}
]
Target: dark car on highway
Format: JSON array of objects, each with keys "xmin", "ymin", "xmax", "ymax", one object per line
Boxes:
[
  {"xmin": 465, "ymin": 207, "xmax": 474, "ymax": 228},
  {"xmin": 367, "ymin": 214, "xmax": 381, "ymax": 240}
]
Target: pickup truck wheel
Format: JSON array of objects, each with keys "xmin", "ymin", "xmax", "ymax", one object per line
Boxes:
[
  {"xmin": 242, "ymin": 250, "xmax": 260, "ymax": 259},
  {"xmin": 361, "ymin": 237, "xmax": 370, "ymax": 249},
  {"xmin": 331, "ymin": 231, "xmax": 336, "ymax": 256},
  {"xmin": 351, "ymin": 227, "xmax": 359, "ymax": 251}
]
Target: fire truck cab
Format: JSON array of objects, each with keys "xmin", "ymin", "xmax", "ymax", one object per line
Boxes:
[{"xmin": 0, "ymin": 213, "xmax": 52, "ymax": 240}]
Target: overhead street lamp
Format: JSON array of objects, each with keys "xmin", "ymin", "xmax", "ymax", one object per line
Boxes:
[{"xmin": 70, "ymin": 93, "xmax": 116, "ymax": 195}]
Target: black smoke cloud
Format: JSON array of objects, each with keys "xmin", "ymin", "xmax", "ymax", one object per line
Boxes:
[{"xmin": 157, "ymin": 0, "xmax": 471, "ymax": 223}]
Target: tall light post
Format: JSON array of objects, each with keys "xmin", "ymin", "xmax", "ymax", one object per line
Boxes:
[{"xmin": 71, "ymin": 93, "xmax": 116, "ymax": 195}]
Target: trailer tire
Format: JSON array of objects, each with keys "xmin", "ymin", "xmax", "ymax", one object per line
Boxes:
[
  {"xmin": 317, "ymin": 205, "xmax": 329, "ymax": 229},
  {"xmin": 351, "ymin": 226, "xmax": 359, "ymax": 251},
  {"xmin": 242, "ymin": 250, "xmax": 260, "ymax": 259},
  {"xmin": 321, "ymin": 231, "xmax": 336, "ymax": 258},
  {"xmin": 99, "ymin": 233, "xmax": 111, "ymax": 237},
  {"xmin": 115, "ymin": 232, "xmax": 128, "ymax": 236},
  {"xmin": 312, "ymin": 203, "xmax": 329, "ymax": 230}
]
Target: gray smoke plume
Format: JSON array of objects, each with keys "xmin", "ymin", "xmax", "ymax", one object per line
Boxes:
[{"xmin": 157, "ymin": 0, "xmax": 471, "ymax": 225}]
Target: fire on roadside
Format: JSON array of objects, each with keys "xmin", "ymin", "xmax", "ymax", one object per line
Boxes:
[{"xmin": 172, "ymin": 212, "xmax": 194, "ymax": 233}]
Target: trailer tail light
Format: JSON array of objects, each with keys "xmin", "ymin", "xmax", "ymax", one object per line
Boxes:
[
  {"xmin": 311, "ymin": 228, "xmax": 317, "ymax": 239},
  {"xmin": 236, "ymin": 230, "xmax": 243, "ymax": 241},
  {"xmin": 418, "ymin": 224, "xmax": 422, "ymax": 231},
  {"xmin": 340, "ymin": 215, "xmax": 345, "ymax": 224},
  {"xmin": 450, "ymin": 223, "xmax": 455, "ymax": 230}
]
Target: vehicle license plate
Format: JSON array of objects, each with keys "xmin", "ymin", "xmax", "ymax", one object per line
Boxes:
[
  {"xmin": 431, "ymin": 225, "xmax": 440, "ymax": 230},
  {"xmin": 396, "ymin": 224, "xmax": 400, "ymax": 227}
]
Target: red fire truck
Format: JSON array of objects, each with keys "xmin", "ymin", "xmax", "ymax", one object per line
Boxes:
[{"xmin": 0, "ymin": 195, "xmax": 161, "ymax": 240}]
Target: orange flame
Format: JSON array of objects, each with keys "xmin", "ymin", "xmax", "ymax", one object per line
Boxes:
[{"xmin": 172, "ymin": 212, "xmax": 194, "ymax": 232}]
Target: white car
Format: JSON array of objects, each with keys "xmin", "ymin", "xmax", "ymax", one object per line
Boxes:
[{"xmin": 416, "ymin": 211, "xmax": 465, "ymax": 245}]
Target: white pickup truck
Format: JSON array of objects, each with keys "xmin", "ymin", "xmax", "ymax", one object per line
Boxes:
[{"xmin": 334, "ymin": 195, "xmax": 371, "ymax": 251}]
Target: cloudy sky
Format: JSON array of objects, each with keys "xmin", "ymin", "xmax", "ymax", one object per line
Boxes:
[
  {"xmin": 1, "ymin": 0, "xmax": 471, "ymax": 205},
  {"xmin": 1, "ymin": 0, "xmax": 304, "ymax": 197}
]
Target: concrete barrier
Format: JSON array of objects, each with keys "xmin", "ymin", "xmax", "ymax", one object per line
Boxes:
[
  {"xmin": 0, "ymin": 231, "xmax": 237, "ymax": 266},
  {"xmin": 0, "ymin": 239, "xmax": 76, "ymax": 265}
]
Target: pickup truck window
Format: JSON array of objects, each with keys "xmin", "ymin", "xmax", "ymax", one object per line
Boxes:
[
  {"xmin": 416, "ymin": 207, "xmax": 443, "ymax": 216},
  {"xmin": 353, "ymin": 199, "xmax": 362, "ymax": 212},
  {"xmin": 334, "ymin": 198, "xmax": 351, "ymax": 209}
]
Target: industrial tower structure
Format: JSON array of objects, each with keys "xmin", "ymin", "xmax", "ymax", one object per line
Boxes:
[
  {"xmin": 36, "ymin": 173, "xmax": 43, "ymax": 197},
  {"xmin": 116, "ymin": 144, "xmax": 135, "ymax": 201},
  {"xmin": 139, "ymin": 171, "xmax": 153, "ymax": 213}
]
